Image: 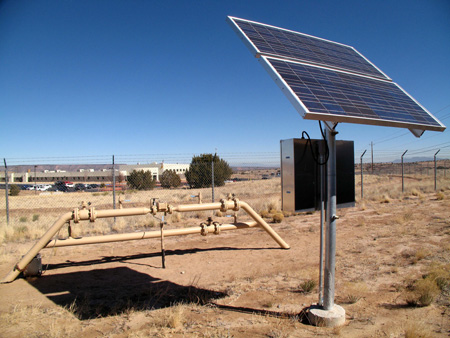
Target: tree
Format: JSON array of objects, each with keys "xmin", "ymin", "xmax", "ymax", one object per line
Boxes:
[
  {"xmin": 127, "ymin": 170, "xmax": 156, "ymax": 190},
  {"xmin": 185, "ymin": 154, "xmax": 233, "ymax": 189},
  {"xmin": 160, "ymin": 169, "xmax": 181, "ymax": 189},
  {"xmin": 9, "ymin": 184, "xmax": 20, "ymax": 196}
]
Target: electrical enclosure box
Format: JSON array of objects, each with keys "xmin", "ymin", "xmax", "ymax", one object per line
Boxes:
[{"xmin": 281, "ymin": 138, "xmax": 355, "ymax": 212}]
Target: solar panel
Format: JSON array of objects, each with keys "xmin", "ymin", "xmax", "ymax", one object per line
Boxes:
[
  {"xmin": 228, "ymin": 16, "xmax": 390, "ymax": 81},
  {"xmin": 228, "ymin": 16, "xmax": 446, "ymax": 133},
  {"xmin": 260, "ymin": 57, "xmax": 444, "ymax": 131}
]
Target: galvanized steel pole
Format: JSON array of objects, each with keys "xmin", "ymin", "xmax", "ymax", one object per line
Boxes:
[
  {"xmin": 211, "ymin": 156, "xmax": 215, "ymax": 203},
  {"xmin": 4, "ymin": 159, "xmax": 9, "ymax": 224},
  {"xmin": 318, "ymin": 145, "xmax": 326, "ymax": 306},
  {"xmin": 323, "ymin": 127, "xmax": 338, "ymax": 310},
  {"xmin": 112, "ymin": 155, "xmax": 116, "ymax": 210}
]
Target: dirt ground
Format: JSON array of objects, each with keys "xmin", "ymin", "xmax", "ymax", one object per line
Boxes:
[{"xmin": 0, "ymin": 189, "xmax": 449, "ymax": 337}]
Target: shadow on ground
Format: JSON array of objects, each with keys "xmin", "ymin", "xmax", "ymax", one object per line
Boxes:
[
  {"xmin": 43, "ymin": 246, "xmax": 276, "ymax": 270},
  {"xmin": 28, "ymin": 267, "xmax": 226, "ymax": 320}
]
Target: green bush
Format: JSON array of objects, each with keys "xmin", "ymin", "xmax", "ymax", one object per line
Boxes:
[
  {"xmin": 127, "ymin": 170, "xmax": 156, "ymax": 190},
  {"xmin": 9, "ymin": 184, "xmax": 20, "ymax": 196},
  {"xmin": 160, "ymin": 169, "xmax": 181, "ymax": 189},
  {"xmin": 185, "ymin": 154, "xmax": 232, "ymax": 189}
]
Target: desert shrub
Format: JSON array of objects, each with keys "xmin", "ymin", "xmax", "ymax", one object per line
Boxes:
[
  {"xmin": 406, "ymin": 277, "xmax": 440, "ymax": 307},
  {"xmin": 160, "ymin": 169, "xmax": 181, "ymax": 188},
  {"xmin": 127, "ymin": 170, "xmax": 156, "ymax": 190},
  {"xmin": 411, "ymin": 188, "xmax": 420, "ymax": 196},
  {"xmin": 32, "ymin": 214, "xmax": 39, "ymax": 222},
  {"xmin": 19, "ymin": 216, "xmax": 27, "ymax": 223},
  {"xmin": 436, "ymin": 192, "xmax": 445, "ymax": 200},
  {"xmin": 299, "ymin": 279, "xmax": 317, "ymax": 293},
  {"xmin": 404, "ymin": 322, "xmax": 434, "ymax": 338},
  {"xmin": 425, "ymin": 263, "xmax": 450, "ymax": 290},
  {"xmin": 185, "ymin": 154, "xmax": 232, "ymax": 189},
  {"xmin": 9, "ymin": 184, "xmax": 20, "ymax": 196},
  {"xmin": 260, "ymin": 210, "xmax": 270, "ymax": 218},
  {"xmin": 100, "ymin": 183, "xmax": 106, "ymax": 188},
  {"xmin": 380, "ymin": 194, "xmax": 391, "ymax": 203},
  {"xmin": 272, "ymin": 213, "xmax": 284, "ymax": 223}
]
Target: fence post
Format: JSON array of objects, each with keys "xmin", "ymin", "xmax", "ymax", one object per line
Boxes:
[
  {"xmin": 360, "ymin": 150, "xmax": 367, "ymax": 200},
  {"xmin": 4, "ymin": 159, "xmax": 9, "ymax": 225},
  {"xmin": 434, "ymin": 150, "xmax": 440, "ymax": 191},
  {"xmin": 211, "ymin": 156, "xmax": 215, "ymax": 203},
  {"xmin": 112, "ymin": 155, "xmax": 116, "ymax": 210},
  {"xmin": 401, "ymin": 150, "xmax": 408, "ymax": 193}
]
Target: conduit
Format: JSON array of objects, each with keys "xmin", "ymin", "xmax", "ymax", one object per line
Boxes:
[{"xmin": 2, "ymin": 197, "xmax": 289, "ymax": 283}]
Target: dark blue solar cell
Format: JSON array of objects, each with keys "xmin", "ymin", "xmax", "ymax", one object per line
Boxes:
[
  {"xmin": 230, "ymin": 17, "xmax": 389, "ymax": 80},
  {"xmin": 264, "ymin": 58, "xmax": 443, "ymax": 130}
]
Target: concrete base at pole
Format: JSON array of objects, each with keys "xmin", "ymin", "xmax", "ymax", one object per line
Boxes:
[{"xmin": 306, "ymin": 304, "xmax": 345, "ymax": 327}]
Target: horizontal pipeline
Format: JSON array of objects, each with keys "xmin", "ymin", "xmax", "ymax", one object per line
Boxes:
[{"xmin": 46, "ymin": 222, "xmax": 258, "ymax": 248}]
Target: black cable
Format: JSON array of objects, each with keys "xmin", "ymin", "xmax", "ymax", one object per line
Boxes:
[{"xmin": 301, "ymin": 125, "xmax": 329, "ymax": 165}]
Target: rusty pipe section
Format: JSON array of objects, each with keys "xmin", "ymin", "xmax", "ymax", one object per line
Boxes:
[{"xmin": 45, "ymin": 222, "xmax": 259, "ymax": 248}]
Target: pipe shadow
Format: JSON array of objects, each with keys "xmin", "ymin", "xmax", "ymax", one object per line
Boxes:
[
  {"xmin": 45, "ymin": 246, "xmax": 278, "ymax": 270},
  {"xmin": 28, "ymin": 267, "xmax": 227, "ymax": 320}
]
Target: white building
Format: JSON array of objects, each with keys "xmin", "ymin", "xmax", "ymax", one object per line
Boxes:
[{"xmin": 0, "ymin": 162, "xmax": 190, "ymax": 183}]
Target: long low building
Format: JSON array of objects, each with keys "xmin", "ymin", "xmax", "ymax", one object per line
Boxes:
[{"xmin": 0, "ymin": 162, "xmax": 190, "ymax": 184}]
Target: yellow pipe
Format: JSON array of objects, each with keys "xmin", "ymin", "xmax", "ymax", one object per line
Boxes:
[
  {"xmin": 239, "ymin": 201, "xmax": 290, "ymax": 249},
  {"xmin": 2, "ymin": 211, "xmax": 73, "ymax": 283},
  {"xmin": 45, "ymin": 222, "xmax": 259, "ymax": 248},
  {"xmin": 2, "ymin": 198, "xmax": 289, "ymax": 283}
]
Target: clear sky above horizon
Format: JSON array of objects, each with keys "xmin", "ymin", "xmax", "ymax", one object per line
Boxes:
[{"xmin": 1, "ymin": 0, "xmax": 449, "ymax": 164}]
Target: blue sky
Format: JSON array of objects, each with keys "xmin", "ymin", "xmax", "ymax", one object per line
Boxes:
[{"xmin": 1, "ymin": 0, "xmax": 449, "ymax": 164}]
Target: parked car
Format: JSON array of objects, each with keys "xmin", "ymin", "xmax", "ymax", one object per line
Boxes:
[
  {"xmin": 20, "ymin": 184, "xmax": 32, "ymax": 190},
  {"xmin": 64, "ymin": 181, "xmax": 74, "ymax": 188},
  {"xmin": 87, "ymin": 184, "xmax": 99, "ymax": 189},
  {"xmin": 53, "ymin": 181, "xmax": 69, "ymax": 192},
  {"xmin": 74, "ymin": 183, "xmax": 87, "ymax": 191},
  {"xmin": 36, "ymin": 184, "xmax": 51, "ymax": 191}
]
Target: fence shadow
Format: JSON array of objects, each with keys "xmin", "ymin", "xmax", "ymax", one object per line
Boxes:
[{"xmin": 29, "ymin": 267, "xmax": 227, "ymax": 320}]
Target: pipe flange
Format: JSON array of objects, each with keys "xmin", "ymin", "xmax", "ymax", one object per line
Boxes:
[
  {"xmin": 73, "ymin": 208, "xmax": 80, "ymax": 223},
  {"xmin": 233, "ymin": 198, "xmax": 240, "ymax": 211},
  {"xmin": 200, "ymin": 223, "xmax": 208, "ymax": 236},
  {"xmin": 220, "ymin": 199, "xmax": 227, "ymax": 212},
  {"xmin": 89, "ymin": 207, "xmax": 96, "ymax": 222},
  {"xmin": 167, "ymin": 204, "xmax": 174, "ymax": 214},
  {"xmin": 213, "ymin": 222, "xmax": 220, "ymax": 235}
]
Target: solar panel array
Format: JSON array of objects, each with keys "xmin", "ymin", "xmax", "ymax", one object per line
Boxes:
[
  {"xmin": 231, "ymin": 17, "xmax": 389, "ymax": 80},
  {"xmin": 228, "ymin": 16, "xmax": 445, "ymax": 132}
]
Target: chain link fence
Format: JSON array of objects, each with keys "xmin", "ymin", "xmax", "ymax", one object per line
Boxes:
[{"xmin": 1, "ymin": 153, "xmax": 449, "ymax": 244}]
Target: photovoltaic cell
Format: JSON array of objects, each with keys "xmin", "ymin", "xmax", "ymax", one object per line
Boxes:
[
  {"xmin": 229, "ymin": 17, "xmax": 389, "ymax": 80},
  {"xmin": 228, "ymin": 16, "xmax": 446, "ymax": 133},
  {"xmin": 260, "ymin": 57, "xmax": 444, "ymax": 131}
]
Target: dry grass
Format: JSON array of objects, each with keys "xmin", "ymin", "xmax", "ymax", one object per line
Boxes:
[
  {"xmin": 405, "ymin": 277, "xmax": 441, "ymax": 307},
  {"xmin": 341, "ymin": 281, "xmax": 368, "ymax": 304},
  {"xmin": 403, "ymin": 321, "xmax": 434, "ymax": 338}
]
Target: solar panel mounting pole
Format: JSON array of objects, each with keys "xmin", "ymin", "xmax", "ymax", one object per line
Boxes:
[{"xmin": 323, "ymin": 125, "xmax": 338, "ymax": 311}]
